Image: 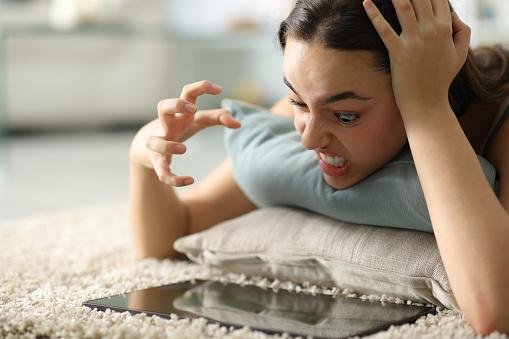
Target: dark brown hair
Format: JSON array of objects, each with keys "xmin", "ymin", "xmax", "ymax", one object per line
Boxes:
[{"xmin": 278, "ymin": 0, "xmax": 509, "ymax": 117}]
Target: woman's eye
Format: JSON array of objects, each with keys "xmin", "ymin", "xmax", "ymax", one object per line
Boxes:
[
  {"xmin": 288, "ymin": 98, "xmax": 307, "ymax": 108},
  {"xmin": 335, "ymin": 112, "xmax": 359, "ymax": 125}
]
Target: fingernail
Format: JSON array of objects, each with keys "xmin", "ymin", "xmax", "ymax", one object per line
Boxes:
[
  {"xmin": 184, "ymin": 178, "xmax": 194, "ymax": 185},
  {"xmin": 175, "ymin": 144, "xmax": 186, "ymax": 153},
  {"xmin": 185, "ymin": 103, "xmax": 195, "ymax": 112},
  {"xmin": 363, "ymin": 0, "xmax": 373, "ymax": 9},
  {"xmin": 212, "ymin": 84, "xmax": 223, "ymax": 91}
]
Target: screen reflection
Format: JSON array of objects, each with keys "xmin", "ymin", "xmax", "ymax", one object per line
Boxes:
[{"xmin": 84, "ymin": 280, "xmax": 435, "ymax": 339}]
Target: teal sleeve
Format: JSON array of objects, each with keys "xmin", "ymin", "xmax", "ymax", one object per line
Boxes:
[{"xmin": 223, "ymin": 99, "xmax": 499, "ymax": 233}]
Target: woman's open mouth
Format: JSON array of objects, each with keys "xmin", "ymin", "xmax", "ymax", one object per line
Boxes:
[{"xmin": 317, "ymin": 152, "xmax": 350, "ymax": 176}]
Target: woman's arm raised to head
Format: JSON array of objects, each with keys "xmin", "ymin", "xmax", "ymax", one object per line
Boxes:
[
  {"xmin": 362, "ymin": 0, "xmax": 509, "ymax": 334},
  {"xmin": 401, "ymin": 103, "xmax": 509, "ymax": 336}
]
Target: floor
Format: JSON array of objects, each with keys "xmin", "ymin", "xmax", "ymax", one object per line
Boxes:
[{"xmin": 0, "ymin": 126, "xmax": 227, "ymax": 222}]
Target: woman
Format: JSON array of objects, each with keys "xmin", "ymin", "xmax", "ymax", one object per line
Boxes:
[{"xmin": 128, "ymin": 0, "xmax": 509, "ymax": 335}]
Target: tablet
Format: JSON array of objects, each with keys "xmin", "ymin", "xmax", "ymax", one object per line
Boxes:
[{"xmin": 82, "ymin": 279, "xmax": 436, "ymax": 339}]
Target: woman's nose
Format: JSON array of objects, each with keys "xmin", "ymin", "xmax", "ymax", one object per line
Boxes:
[{"xmin": 300, "ymin": 116, "xmax": 330, "ymax": 150}]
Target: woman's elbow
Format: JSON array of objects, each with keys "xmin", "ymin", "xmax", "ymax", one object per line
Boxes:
[
  {"xmin": 471, "ymin": 317, "xmax": 509, "ymax": 337},
  {"xmin": 467, "ymin": 303, "xmax": 509, "ymax": 336}
]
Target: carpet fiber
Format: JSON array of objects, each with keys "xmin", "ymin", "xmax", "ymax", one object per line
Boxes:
[{"xmin": 0, "ymin": 202, "xmax": 507, "ymax": 338}]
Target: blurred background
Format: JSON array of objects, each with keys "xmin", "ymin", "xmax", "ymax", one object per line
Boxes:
[{"xmin": 0, "ymin": 0, "xmax": 508, "ymax": 221}]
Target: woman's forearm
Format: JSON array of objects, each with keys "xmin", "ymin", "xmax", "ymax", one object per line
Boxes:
[
  {"xmin": 401, "ymin": 104, "xmax": 509, "ymax": 333},
  {"xmin": 128, "ymin": 161, "xmax": 188, "ymax": 260}
]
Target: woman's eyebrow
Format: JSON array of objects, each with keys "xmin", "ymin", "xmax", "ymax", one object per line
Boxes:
[
  {"xmin": 283, "ymin": 77, "xmax": 372, "ymax": 104},
  {"xmin": 283, "ymin": 77, "xmax": 301, "ymax": 96}
]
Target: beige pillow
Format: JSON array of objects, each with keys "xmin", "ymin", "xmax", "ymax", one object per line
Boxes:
[{"xmin": 173, "ymin": 207, "xmax": 457, "ymax": 310}]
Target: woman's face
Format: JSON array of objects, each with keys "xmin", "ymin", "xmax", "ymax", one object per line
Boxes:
[{"xmin": 283, "ymin": 38, "xmax": 408, "ymax": 190}]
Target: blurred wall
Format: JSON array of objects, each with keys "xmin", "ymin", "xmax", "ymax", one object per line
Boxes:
[
  {"xmin": 5, "ymin": 33, "xmax": 286, "ymax": 129},
  {"xmin": 6, "ymin": 34, "xmax": 174, "ymax": 129}
]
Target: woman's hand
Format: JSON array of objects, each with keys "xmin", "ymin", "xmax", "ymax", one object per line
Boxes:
[
  {"xmin": 129, "ymin": 80, "xmax": 241, "ymax": 187},
  {"xmin": 363, "ymin": 0, "xmax": 471, "ymax": 113}
]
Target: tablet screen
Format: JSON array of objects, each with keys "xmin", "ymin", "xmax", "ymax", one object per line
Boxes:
[{"xmin": 83, "ymin": 279, "xmax": 436, "ymax": 339}]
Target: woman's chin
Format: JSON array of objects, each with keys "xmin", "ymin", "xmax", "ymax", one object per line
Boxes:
[
  {"xmin": 323, "ymin": 175, "xmax": 357, "ymax": 190},
  {"xmin": 322, "ymin": 170, "xmax": 369, "ymax": 190}
]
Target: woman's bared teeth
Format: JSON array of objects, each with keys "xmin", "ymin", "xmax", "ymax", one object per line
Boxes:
[{"xmin": 319, "ymin": 152, "xmax": 346, "ymax": 167}]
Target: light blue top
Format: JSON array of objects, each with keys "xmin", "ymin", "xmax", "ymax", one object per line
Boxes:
[{"xmin": 223, "ymin": 99, "xmax": 499, "ymax": 233}]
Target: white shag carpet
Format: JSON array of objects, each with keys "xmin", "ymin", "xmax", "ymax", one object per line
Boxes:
[{"xmin": 0, "ymin": 202, "xmax": 507, "ymax": 339}]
